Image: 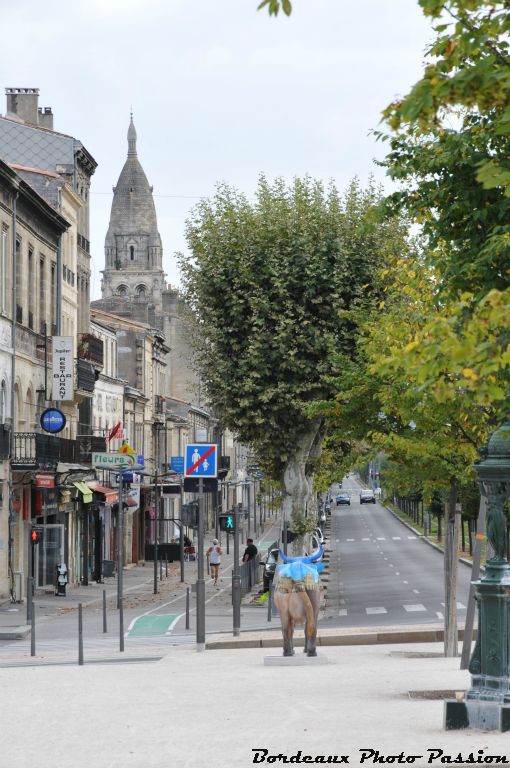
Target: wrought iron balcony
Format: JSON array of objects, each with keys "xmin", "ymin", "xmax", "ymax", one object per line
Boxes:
[
  {"xmin": 11, "ymin": 433, "xmax": 78, "ymax": 469},
  {"xmin": 77, "ymin": 333, "xmax": 104, "ymax": 369}
]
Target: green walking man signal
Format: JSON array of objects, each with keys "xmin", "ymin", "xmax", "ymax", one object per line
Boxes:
[{"xmin": 219, "ymin": 513, "xmax": 235, "ymax": 532}]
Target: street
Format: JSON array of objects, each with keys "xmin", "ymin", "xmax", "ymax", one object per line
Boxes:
[
  {"xmin": 323, "ymin": 477, "xmax": 473, "ymax": 628},
  {"xmin": 0, "ymin": 483, "xmax": 475, "ymax": 661}
]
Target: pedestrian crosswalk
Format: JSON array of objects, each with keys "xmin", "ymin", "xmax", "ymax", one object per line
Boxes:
[
  {"xmin": 338, "ymin": 601, "xmax": 467, "ymax": 618},
  {"xmin": 336, "ymin": 536, "xmax": 419, "ymax": 542}
]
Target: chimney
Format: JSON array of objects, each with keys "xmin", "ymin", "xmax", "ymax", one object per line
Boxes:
[
  {"xmin": 5, "ymin": 87, "xmax": 40, "ymax": 125},
  {"xmin": 37, "ymin": 106, "xmax": 53, "ymax": 130}
]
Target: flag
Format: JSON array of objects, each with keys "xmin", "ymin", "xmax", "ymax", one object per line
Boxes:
[{"xmin": 107, "ymin": 421, "xmax": 122, "ymax": 442}]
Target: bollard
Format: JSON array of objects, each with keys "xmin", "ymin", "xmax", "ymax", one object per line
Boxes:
[
  {"xmin": 30, "ymin": 601, "xmax": 36, "ymax": 657},
  {"xmin": 102, "ymin": 589, "xmax": 107, "ymax": 634},
  {"xmin": 185, "ymin": 586, "xmax": 190, "ymax": 630},
  {"xmin": 26, "ymin": 576, "xmax": 33, "ymax": 624},
  {"xmin": 119, "ymin": 595, "xmax": 124, "ymax": 652},
  {"xmin": 165, "ymin": 557, "xmax": 168, "ymax": 578},
  {"xmin": 160, "ymin": 556, "xmax": 163, "ymax": 582},
  {"xmin": 78, "ymin": 603, "xmax": 84, "ymax": 665},
  {"xmin": 267, "ymin": 584, "xmax": 273, "ymax": 622}
]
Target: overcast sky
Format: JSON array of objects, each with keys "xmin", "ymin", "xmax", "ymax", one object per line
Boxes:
[{"xmin": 1, "ymin": 0, "xmax": 432, "ymax": 299}]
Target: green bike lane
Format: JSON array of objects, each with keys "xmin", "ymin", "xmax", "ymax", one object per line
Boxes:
[{"xmin": 125, "ymin": 524, "xmax": 282, "ymax": 640}]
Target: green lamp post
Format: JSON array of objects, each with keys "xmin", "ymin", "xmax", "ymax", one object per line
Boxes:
[{"xmin": 445, "ymin": 418, "xmax": 510, "ymax": 731}]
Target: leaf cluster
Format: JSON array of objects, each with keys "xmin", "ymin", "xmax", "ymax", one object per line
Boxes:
[{"xmin": 179, "ymin": 176, "xmax": 402, "ymax": 480}]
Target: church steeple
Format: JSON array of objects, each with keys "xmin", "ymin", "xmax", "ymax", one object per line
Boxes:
[
  {"xmin": 127, "ymin": 114, "xmax": 137, "ymax": 157},
  {"xmin": 101, "ymin": 116, "xmax": 165, "ymax": 307}
]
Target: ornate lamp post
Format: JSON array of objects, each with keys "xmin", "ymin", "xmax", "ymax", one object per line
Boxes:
[{"xmin": 445, "ymin": 419, "xmax": 510, "ymax": 731}]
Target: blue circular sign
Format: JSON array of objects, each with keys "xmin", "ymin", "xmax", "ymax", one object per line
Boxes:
[{"xmin": 40, "ymin": 408, "xmax": 66, "ymax": 434}]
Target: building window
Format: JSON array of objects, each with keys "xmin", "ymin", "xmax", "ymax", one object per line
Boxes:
[
  {"xmin": 130, "ymin": 246, "xmax": 134, "ymax": 261},
  {"xmin": 117, "ymin": 285, "xmax": 127, "ymax": 297}
]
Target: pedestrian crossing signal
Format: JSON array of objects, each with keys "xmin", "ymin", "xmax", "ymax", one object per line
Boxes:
[
  {"xmin": 31, "ymin": 527, "xmax": 43, "ymax": 544},
  {"xmin": 219, "ymin": 514, "xmax": 235, "ymax": 532}
]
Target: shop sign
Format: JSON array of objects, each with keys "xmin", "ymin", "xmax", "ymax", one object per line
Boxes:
[
  {"xmin": 40, "ymin": 408, "xmax": 66, "ymax": 434},
  {"xmin": 35, "ymin": 473, "xmax": 55, "ymax": 488},
  {"xmin": 92, "ymin": 452, "xmax": 136, "ymax": 467},
  {"xmin": 52, "ymin": 336, "xmax": 74, "ymax": 401}
]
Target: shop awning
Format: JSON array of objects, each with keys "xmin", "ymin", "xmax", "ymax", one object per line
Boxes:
[
  {"xmin": 73, "ymin": 481, "xmax": 93, "ymax": 504},
  {"xmin": 86, "ymin": 483, "xmax": 118, "ymax": 503}
]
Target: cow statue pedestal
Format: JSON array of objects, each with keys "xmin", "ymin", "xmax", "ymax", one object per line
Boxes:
[{"xmin": 273, "ymin": 546, "xmax": 324, "ymax": 658}]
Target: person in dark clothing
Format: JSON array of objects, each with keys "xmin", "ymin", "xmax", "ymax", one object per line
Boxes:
[{"xmin": 242, "ymin": 538, "xmax": 258, "ymax": 562}]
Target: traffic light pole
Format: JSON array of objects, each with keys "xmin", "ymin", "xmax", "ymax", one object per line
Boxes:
[
  {"xmin": 232, "ymin": 505, "xmax": 241, "ymax": 637},
  {"xmin": 196, "ymin": 477, "xmax": 206, "ymax": 652}
]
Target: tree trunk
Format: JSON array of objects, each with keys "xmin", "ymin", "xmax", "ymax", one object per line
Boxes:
[
  {"xmin": 282, "ymin": 418, "xmax": 322, "ymax": 553},
  {"xmin": 444, "ymin": 478, "xmax": 460, "ymax": 658}
]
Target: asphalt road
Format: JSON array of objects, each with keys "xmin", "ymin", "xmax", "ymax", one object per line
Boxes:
[{"xmin": 322, "ymin": 477, "xmax": 473, "ymax": 629}]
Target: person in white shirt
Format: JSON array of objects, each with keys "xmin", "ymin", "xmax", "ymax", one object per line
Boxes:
[{"xmin": 206, "ymin": 538, "xmax": 223, "ymax": 586}]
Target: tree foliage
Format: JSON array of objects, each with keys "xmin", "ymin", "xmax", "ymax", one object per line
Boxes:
[
  {"xmin": 379, "ymin": 1, "xmax": 510, "ymax": 299},
  {"xmin": 179, "ymin": 176, "xmax": 406, "ymax": 482}
]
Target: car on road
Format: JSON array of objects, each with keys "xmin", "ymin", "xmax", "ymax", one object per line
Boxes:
[
  {"xmin": 336, "ymin": 492, "xmax": 351, "ymax": 506},
  {"xmin": 261, "ymin": 548, "xmax": 280, "ymax": 591},
  {"xmin": 360, "ymin": 489, "xmax": 376, "ymax": 504}
]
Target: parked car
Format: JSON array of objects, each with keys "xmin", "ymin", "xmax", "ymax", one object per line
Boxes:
[
  {"xmin": 360, "ymin": 489, "xmax": 376, "ymax": 504},
  {"xmin": 261, "ymin": 548, "xmax": 280, "ymax": 591},
  {"xmin": 314, "ymin": 526, "xmax": 325, "ymax": 546},
  {"xmin": 336, "ymin": 492, "xmax": 351, "ymax": 506}
]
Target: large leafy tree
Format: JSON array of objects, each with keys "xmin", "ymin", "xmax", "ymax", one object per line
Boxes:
[{"xmin": 179, "ymin": 176, "xmax": 407, "ymax": 529}]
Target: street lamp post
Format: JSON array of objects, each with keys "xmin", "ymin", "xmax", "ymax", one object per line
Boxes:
[{"xmin": 445, "ymin": 419, "xmax": 510, "ymax": 732}]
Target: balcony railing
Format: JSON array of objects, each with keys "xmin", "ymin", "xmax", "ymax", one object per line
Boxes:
[
  {"xmin": 11, "ymin": 433, "xmax": 78, "ymax": 469},
  {"xmin": 77, "ymin": 333, "xmax": 104, "ymax": 368},
  {"xmin": 10, "ymin": 433, "xmax": 107, "ymax": 468},
  {"xmin": 76, "ymin": 358, "xmax": 96, "ymax": 394}
]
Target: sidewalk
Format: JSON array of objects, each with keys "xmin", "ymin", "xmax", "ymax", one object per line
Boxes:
[
  {"xmin": 1, "ymin": 639, "xmax": 508, "ymax": 768},
  {"xmin": 0, "ymin": 514, "xmax": 283, "ymax": 639}
]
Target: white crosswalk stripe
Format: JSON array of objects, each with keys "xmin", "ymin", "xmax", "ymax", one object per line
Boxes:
[
  {"xmin": 407, "ymin": 536, "xmax": 417, "ymax": 540},
  {"xmin": 392, "ymin": 537, "xmax": 401, "ymax": 540},
  {"xmin": 366, "ymin": 607, "xmax": 387, "ymax": 614},
  {"xmin": 403, "ymin": 604, "xmax": 426, "ymax": 612},
  {"xmin": 441, "ymin": 602, "xmax": 466, "ymax": 610},
  {"xmin": 338, "ymin": 609, "xmax": 347, "ymax": 616}
]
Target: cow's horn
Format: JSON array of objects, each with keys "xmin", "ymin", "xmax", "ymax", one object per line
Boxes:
[{"xmin": 302, "ymin": 545, "xmax": 323, "ymax": 564}]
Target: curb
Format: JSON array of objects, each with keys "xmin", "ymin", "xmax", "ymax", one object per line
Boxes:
[
  {"xmin": 205, "ymin": 625, "xmax": 474, "ymax": 650},
  {"xmin": 0, "ymin": 625, "xmax": 32, "ymax": 640}
]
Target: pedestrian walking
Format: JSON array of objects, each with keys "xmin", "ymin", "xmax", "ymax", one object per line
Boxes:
[
  {"xmin": 206, "ymin": 538, "xmax": 223, "ymax": 586},
  {"xmin": 242, "ymin": 538, "xmax": 258, "ymax": 563}
]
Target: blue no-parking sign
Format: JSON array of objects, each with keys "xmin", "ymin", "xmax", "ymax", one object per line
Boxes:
[{"xmin": 184, "ymin": 444, "xmax": 217, "ymax": 478}]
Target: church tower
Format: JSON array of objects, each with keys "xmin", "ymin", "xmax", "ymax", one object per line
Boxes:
[{"xmin": 101, "ymin": 116, "xmax": 165, "ymax": 313}]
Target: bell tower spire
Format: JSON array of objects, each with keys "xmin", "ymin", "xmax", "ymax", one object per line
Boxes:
[{"xmin": 127, "ymin": 113, "xmax": 137, "ymax": 157}]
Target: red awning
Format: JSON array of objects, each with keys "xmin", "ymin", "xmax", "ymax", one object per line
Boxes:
[{"xmin": 87, "ymin": 483, "xmax": 118, "ymax": 503}]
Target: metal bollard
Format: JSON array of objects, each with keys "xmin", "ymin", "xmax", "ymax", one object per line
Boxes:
[
  {"xmin": 30, "ymin": 601, "xmax": 36, "ymax": 656},
  {"xmin": 185, "ymin": 587, "xmax": 190, "ymax": 630},
  {"xmin": 119, "ymin": 595, "xmax": 124, "ymax": 652},
  {"xmin": 160, "ymin": 557, "xmax": 163, "ymax": 581},
  {"xmin": 102, "ymin": 589, "xmax": 107, "ymax": 633},
  {"xmin": 78, "ymin": 603, "xmax": 84, "ymax": 665},
  {"xmin": 165, "ymin": 557, "xmax": 168, "ymax": 577},
  {"xmin": 267, "ymin": 584, "xmax": 272, "ymax": 622}
]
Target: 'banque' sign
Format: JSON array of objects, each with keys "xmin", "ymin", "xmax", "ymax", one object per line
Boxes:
[{"xmin": 52, "ymin": 336, "xmax": 74, "ymax": 401}]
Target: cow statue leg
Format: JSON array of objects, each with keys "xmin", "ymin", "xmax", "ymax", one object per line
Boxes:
[
  {"xmin": 302, "ymin": 590, "xmax": 318, "ymax": 657},
  {"xmin": 275, "ymin": 592, "xmax": 295, "ymax": 656}
]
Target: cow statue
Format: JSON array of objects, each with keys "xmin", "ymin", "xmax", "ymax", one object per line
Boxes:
[{"xmin": 273, "ymin": 546, "xmax": 324, "ymax": 657}]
